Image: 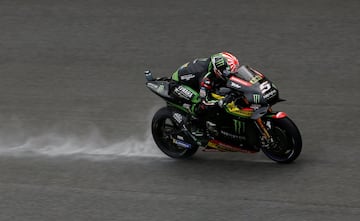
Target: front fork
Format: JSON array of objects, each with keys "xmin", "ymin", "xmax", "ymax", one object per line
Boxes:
[
  {"xmin": 256, "ymin": 118, "xmax": 271, "ymax": 139},
  {"xmin": 255, "ymin": 109, "xmax": 288, "ymax": 147},
  {"xmin": 254, "ymin": 118, "xmax": 273, "ymax": 149}
]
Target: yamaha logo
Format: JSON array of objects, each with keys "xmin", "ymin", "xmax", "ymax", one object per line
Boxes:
[{"xmin": 174, "ymin": 85, "xmax": 194, "ymax": 100}]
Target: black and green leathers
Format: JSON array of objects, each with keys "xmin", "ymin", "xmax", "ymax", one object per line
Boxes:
[{"xmin": 170, "ymin": 57, "xmax": 227, "ymax": 115}]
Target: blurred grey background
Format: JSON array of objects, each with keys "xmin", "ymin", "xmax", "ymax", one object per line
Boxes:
[{"xmin": 0, "ymin": 0, "xmax": 359, "ymax": 220}]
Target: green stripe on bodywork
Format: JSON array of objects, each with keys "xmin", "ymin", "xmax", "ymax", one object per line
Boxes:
[
  {"xmin": 167, "ymin": 102, "xmax": 197, "ymax": 115},
  {"xmin": 181, "ymin": 85, "xmax": 200, "ymax": 104},
  {"xmin": 208, "ymin": 62, "xmax": 213, "ymax": 72},
  {"xmin": 168, "ymin": 102, "xmax": 189, "ymax": 113},
  {"xmin": 204, "ymin": 72, "xmax": 211, "ymax": 78},
  {"xmin": 172, "ymin": 71, "xmax": 179, "ymax": 81}
]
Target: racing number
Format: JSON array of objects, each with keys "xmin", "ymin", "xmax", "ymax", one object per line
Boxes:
[{"xmin": 260, "ymin": 81, "xmax": 271, "ymax": 94}]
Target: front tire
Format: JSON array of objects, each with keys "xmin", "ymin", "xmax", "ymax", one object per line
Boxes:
[
  {"xmin": 262, "ymin": 117, "xmax": 302, "ymax": 163},
  {"xmin": 151, "ymin": 107, "xmax": 199, "ymax": 159}
]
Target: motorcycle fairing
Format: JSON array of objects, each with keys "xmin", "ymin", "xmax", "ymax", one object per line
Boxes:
[
  {"xmin": 264, "ymin": 111, "xmax": 288, "ymax": 119},
  {"xmin": 146, "ymin": 81, "xmax": 172, "ymax": 100},
  {"xmin": 225, "ymin": 102, "xmax": 253, "ymax": 118},
  {"xmin": 228, "ymin": 66, "xmax": 281, "ymax": 106},
  {"xmin": 206, "ymin": 139, "xmax": 258, "ymax": 153}
]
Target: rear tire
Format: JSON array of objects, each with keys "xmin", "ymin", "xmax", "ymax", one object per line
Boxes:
[
  {"xmin": 151, "ymin": 107, "xmax": 199, "ymax": 159},
  {"xmin": 262, "ymin": 117, "xmax": 302, "ymax": 163}
]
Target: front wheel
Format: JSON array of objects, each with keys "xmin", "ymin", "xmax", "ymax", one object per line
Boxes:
[
  {"xmin": 262, "ymin": 117, "xmax": 302, "ymax": 163},
  {"xmin": 151, "ymin": 107, "xmax": 199, "ymax": 159}
]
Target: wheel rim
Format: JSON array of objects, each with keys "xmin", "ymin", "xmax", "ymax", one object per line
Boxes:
[
  {"xmin": 265, "ymin": 126, "xmax": 295, "ymax": 160},
  {"xmin": 154, "ymin": 117, "xmax": 187, "ymax": 156}
]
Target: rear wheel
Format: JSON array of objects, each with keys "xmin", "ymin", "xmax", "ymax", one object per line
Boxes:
[
  {"xmin": 262, "ymin": 117, "xmax": 302, "ymax": 163},
  {"xmin": 151, "ymin": 107, "xmax": 198, "ymax": 159}
]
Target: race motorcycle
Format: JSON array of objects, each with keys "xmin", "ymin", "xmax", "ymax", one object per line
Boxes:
[{"xmin": 144, "ymin": 65, "xmax": 302, "ymax": 163}]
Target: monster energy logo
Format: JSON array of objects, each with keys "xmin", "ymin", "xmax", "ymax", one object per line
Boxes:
[
  {"xmin": 253, "ymin": 94, "xmax": 261, "ymax": 104},
  {"xmin": 215, "ymin": 57, "xmax": 225, "ymax": 67},
  {"xmin": 234, "ymin": 119, "xmax": 246, "ymax": 134}
]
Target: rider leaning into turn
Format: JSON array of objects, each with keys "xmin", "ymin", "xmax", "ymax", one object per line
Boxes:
[{"xmin": 170, "ymin": 52, "xmax": 240, "ymax": 116}]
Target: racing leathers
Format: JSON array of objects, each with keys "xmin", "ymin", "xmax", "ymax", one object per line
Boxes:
[{"xmin": 171, "ymin": 58, "xmax": 226, "ymax": 116}]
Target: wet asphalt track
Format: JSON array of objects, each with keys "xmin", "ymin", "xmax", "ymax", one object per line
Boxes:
[{"xmin": 0, "ymin": 0, "xmax": 359, "ymax": 220}]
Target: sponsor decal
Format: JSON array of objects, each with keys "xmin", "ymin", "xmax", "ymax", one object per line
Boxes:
[
  {"xmin": 233, "ymin": 119, "xmax": 246, "ymax": 134},
  {"xmin": 173, "ymin": 139, "xmax": 191, "ymax": 149},
  {"xmin": 220, "ymin": 130, "xmax": 245, "ymax": 140},
  {"xmin": 263, "ymin": 90, "xmax": 277, "ymax": 99},
  {"xmin": 174, "ymin": 85, "xmax": 194, "ymax": 100},
  {"xmin": 230, "ymin": 82, "xmax": 242, "ymax": 89},
  {"xmin": 250, "ymin": 75, "xmax": 263, "ymax": 84},
  {"xmin": 180, "ymin": 74, "xmax": 195, "ymax": 81},
  {"xmin": 172, "ymin": 113, "xmax": 183, "ymax": 124},
  {"xmin": 214, "ymin": 57, "xmax": 225, "ymax": 67},
  {"xmin": 253, "ymin": 94, "xmax": 261, "ymax": 104}
]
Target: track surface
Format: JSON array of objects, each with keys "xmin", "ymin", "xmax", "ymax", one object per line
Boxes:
[{"xmin": 0, "ymin": 0, "xmax": 359, "ymax": 220}]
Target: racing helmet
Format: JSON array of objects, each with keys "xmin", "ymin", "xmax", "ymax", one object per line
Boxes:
[{"xmin": 211, "ymin": 52, "xmax": 240, "ymax": 79}]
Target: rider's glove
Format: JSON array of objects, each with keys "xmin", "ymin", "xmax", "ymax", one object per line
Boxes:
[
  {"xmin": 218, "ymin": 99, "xmax": 225, "ymax": 108},
  {"xmin": 218, "ymin": 93, "xmax": 234, "ymax": 108}
]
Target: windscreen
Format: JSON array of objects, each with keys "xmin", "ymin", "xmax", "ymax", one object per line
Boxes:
[{"xmin": 233, "ymin": 65, "xmax": 264, "ymax": 84}]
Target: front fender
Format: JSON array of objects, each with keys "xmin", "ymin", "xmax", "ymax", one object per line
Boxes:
[{"xmin": 264, "ymin": 111, "xmax": 288, "ymax": 119}]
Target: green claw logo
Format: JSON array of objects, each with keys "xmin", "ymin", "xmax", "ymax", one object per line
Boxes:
[
  {"xmin": 253, "ymin": 94, "xmax": 261, "ymax": 104},
  {"xmin": 234, "ymin": 119, "xmax": 246, "ymax": 134}
]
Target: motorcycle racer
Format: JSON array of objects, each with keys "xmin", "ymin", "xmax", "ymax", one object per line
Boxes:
[
  {"xmin": 145, "ymin": 53, "xmax": 302, "ymax": 162},
  {"xmin": 170, "ymin": 52, "xmax": 240, "ymax": 116}
]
